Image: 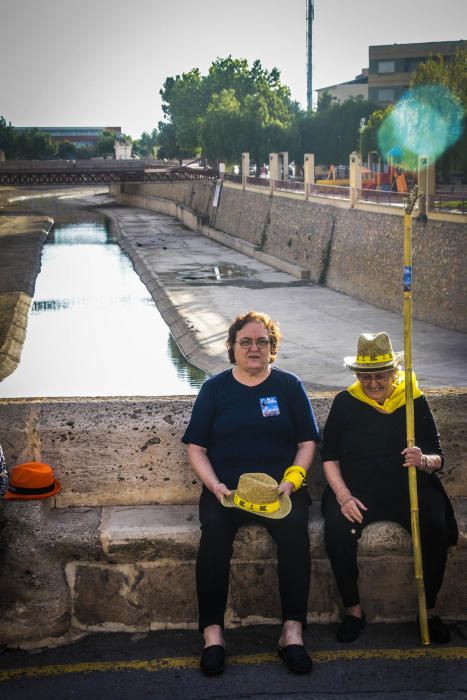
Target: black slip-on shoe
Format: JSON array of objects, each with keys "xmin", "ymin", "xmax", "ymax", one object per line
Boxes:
[
  {"xmin": 200, "ymin": 644, "xmax": 225, "ymax": 675},
  {"xmin": 419, "ymin": 615, "xmax": 450, "ymax": 643},
  {"xmin": 337, "ymin": 613, "xmax": 366, "ymax": 643},
  {"xmin": 278, "ymin": 644, "xmax": 313, "ymax": 674}
]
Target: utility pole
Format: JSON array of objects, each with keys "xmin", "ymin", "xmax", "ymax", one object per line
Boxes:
[{"xmin": 306, "ymin": 0, "xmax": 314, "ymax": 111}]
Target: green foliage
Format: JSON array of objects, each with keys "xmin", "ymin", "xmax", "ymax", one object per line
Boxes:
[
  {"xmin": 14, "ymin": 128, "xmax": 56, "ymax": 159},
  {"xmin": 360, "ymin": 105, "xmax": 394, "ymax": 162},
  {"xmin": 133, "ymin": 128, "xmax": 158, "ymax": 157},
  {"xmin": 95, "ymin": 129, "xmax": 119, "ymax": 156},
  {"xmin": 300, "ymin": 97, "xmax": 380, "ymax": 165},
  {"xmin": 410, "ymin": 47, "xmax": 467, "ymax": 180},
  {"xmin": 0, "ymin": 116, "xmax": 16, "ymax": 158},
  {"xmin": 57, "ymin": 140, "xmax": 77, "ymax": 159},
  {"xmin": 159, "ymin": 56, "xmax": 298, "ymax": 165}
]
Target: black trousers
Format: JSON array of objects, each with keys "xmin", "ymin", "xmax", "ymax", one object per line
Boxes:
[
  {"xmin": 323, "ymin": 487, "xmax": 449, "ymax": 609},
  {"xmin": 196, "ymin": 487, "xmax": 311, "ymax": 632}
]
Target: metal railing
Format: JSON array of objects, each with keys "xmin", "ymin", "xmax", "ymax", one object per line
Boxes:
[
  {"xmin": 246, "ymin": 175, "xmax": 270, "ymax": 188},
  {"xmin": 273, "ymin": 179, "xmax": 305, "ymax": 194},
  {"xmin": 308, "ymin": 182, "xmax": 350, "ymax": 199},
  {"xmin": 0, "ymin": 165, "xmax": 219, "ymax": 186},
  {"xmin": 357, "ymin": 188, "xmax": 406, "ymax": 207},
  {"xmin": 431, "ymin": 193, "xmax": 467, "ymax": 215},
  {"xmin": 223, "ymin": 173, "xmax": 242, "ymax": 184}
]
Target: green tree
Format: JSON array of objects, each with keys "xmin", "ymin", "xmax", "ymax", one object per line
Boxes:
[
  {"xmin": 94, "ymin": 129, "xmax": 119, "ymax": 157},
  {"xmin": 410, "ymin": 46, "xmax": 466, "ymax": 181},
  {"xmin": 159, "ymin": 56, "xmax": 298, "ymax": 166},
  {"xmin": 360, "ymin": 105, "xmax": 394, "ymax": 162},
  {"xmin": 57, "ymin": 140, "xmax": 77, "ymax": 159},
  {"xmin": 300, "ymin": 97, "xmax": 380, "ymax": 165},
  {"xmin": 0, "ymin": 116, "xmax": 16, "ymax": 158},
  {"xmin": 133, "ymin": 128, "xmax": 158, "ymax": 157},
  {"xmin": 14, "ymin": 128, "xmax": 56, "ymax": 159}
]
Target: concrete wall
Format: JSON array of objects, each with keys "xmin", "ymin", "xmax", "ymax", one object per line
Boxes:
[
  {"xmin": 0, "ymin": 392, "xmax": 465, "ymax": 647},
  {"xmin": 112, "ymin": 182, "xmax": 467, "ymax": 332}
]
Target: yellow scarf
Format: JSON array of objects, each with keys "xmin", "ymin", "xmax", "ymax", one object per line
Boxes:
[{"xmin": 347, "ymin": 370, "xmax": 423, "ymax": 414}]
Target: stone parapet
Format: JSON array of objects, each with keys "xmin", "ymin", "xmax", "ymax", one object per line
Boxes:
[{"xmin": 0, "ymin": 393, "xmax": 465, "ymax": 647}]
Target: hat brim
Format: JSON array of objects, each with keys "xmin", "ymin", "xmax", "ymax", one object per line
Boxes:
[
  {"xmin": 344, "ymin": 351, "xmax": 404, "ymax": 372},
  {"xmin": 3, "ymin": 479, "xmax": 61, "ymax": 500},
  {"xmin": 221, "ymin": 490, "xmax": 291, "ymax": 519}
]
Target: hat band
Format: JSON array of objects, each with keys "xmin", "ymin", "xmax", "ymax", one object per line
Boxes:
[
  {"xmin": 233, "ymin": 492, "xmax": 280, "ymax": 514},
  {"xmin": 356, "ymin": 353, "xmax": 394, "ymax": 364},
  {"xmin": 8, "ymin": 482, "xmax": 56, "ymax": 495}
]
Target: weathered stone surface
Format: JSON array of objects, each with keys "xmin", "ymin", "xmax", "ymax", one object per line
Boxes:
[
  {"xmin": 100, "ymin": 505, "xmax": 200, "ymax": 561},
  {"xmin": 0, "ymin": 500, "xmax": 101, "ymax": 646},
  {"xmin": 70, "ymin": 561, "xmax": 198, "ymax": 631},
  {"xmin": 0, "ymin": 393, "xmax": 464, "ymax": 508}
]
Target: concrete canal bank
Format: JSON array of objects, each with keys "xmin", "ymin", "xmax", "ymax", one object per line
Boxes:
[{"xmin": 0, "ymin": 186, "xmax": 465, "ymax": 649}]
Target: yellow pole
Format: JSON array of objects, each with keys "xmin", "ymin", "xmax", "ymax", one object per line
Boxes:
[{"xmin": 403, "ymin": 186, "xmax": 430, "ymax": 645}]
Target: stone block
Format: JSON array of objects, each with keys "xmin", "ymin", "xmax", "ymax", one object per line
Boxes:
[{"xmin": 69, "ymin": 561, "xmax": 198, "ymax": 631}]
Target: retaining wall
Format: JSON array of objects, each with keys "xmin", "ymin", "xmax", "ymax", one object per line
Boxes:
[
  {"xmin": 113, "ymin": 182, "xmax": 467, "ymax": 332},
  {"xmin": 0, "ymin": 391, "xmax": 465, "ymax": 648}
]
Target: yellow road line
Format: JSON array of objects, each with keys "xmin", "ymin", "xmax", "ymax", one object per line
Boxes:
[{"xmin": 0, "ymin": 646, "xmax": 466, "ymax": 683}]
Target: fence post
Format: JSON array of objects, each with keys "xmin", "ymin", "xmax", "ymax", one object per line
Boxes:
[
  {"xmin": 269, "ymin": 153, "xmax": 279, "ymax": 195},
  {"xmin": 304, "ymin": 153, "xmax": 315, "ymax": 200},
  {"xmin": 418, "ymin": 155, "xmax": 435, "ymax": 217},
  {"xmin": 349, "ymin": 151, "xmax": 362, "ymax": 208},
  {"xmin": 242, "ymin": 152, "xmax": 249, "ymax": 191}
]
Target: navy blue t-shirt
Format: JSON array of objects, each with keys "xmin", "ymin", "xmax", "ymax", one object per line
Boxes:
[{"xmin": 182, "ymin": 367, "xmax": 320, "ymax": 489}]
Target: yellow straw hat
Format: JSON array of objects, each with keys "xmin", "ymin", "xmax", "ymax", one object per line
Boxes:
[
  {"xmin": 221, "ymin": 472, "xmax": 291, "ymax": 519},
  {"xmin": 344, "ymin": 332, "xmax": 404, "ymax": 372}
]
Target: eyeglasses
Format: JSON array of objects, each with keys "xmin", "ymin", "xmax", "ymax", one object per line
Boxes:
[
  {"xmin": 236, "ymin": 338, "xmax": 270, "ymax": 349},
  {"xmin": 356, "ymin": 372, "xmax": 393, "ymax": 383}
]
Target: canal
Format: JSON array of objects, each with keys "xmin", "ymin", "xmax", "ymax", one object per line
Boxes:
[{"xmin": 0, "ymin": 199, "xmax": 207, "ymax": 398}]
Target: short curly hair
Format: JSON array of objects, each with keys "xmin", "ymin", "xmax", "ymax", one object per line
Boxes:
[{"xmin": 226, "ymin": 311, "xmax": 282, "ymax": 365}]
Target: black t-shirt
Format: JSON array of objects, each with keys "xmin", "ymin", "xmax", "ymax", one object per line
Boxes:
[
  {"xmin": 321, "ymin": 391, "xmax": 443, "ymax": 496},
  {"xmin": 182, "ymin": 367, "xmax": 320, "ymax": 489}
]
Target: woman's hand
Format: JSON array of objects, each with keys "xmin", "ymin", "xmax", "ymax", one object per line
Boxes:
[
  {"xmin": 401, "ymin": 446, "xmax": 424, "ymax": 469},
  {"xmin": 340, "ymin": 495, "xmax": 367, "ymax": 523},
  {"xmin": 278, "ymin": 480, "xmax": 295, "ymax": 497},
  {"xmin": 212, "ymin": 482, "xmax": 231, "ymax": 503}
]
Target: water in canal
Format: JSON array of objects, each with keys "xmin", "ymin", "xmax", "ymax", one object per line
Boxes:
[{"xmin": 0, "ymin": 201, "xmax": 207, "ymax": 397}]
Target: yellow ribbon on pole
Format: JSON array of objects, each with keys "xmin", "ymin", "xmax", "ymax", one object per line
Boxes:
[{"xmin": 403, "ymin": 185, "xmax": 430, "ymax": 645}]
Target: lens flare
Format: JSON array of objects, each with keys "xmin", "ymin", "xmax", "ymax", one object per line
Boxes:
[{"xmin": 378, "ymin": 85, "xmax": 464, "ymax": 166}]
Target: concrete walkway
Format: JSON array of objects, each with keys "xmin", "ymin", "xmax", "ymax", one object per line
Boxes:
[{"xmin": 96, "ymin": 199, "xmax": 466, "ymax": 390}]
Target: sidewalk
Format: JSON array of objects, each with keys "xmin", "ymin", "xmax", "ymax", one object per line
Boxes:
[
  {"xmin": 99, "ymin": 200, "xmax": 466, "ymax": 390},
  {"xmin": 1, "ymin": 623, "xmax": 466, "ymax": 699}
]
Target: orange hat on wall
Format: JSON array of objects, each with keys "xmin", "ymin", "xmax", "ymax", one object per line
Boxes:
[{"xmin": 3, "ymin": 462, "xmax": 61, "ymax": 500}]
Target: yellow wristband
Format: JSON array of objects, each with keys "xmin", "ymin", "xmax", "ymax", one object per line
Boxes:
[{"xmin": 282, "ymin": 466, "xmax": 307, "ymax": 491}]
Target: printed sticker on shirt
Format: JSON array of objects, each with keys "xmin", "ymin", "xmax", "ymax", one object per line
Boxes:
[{"xmin": 260, "ymin": 396, "xmax": 280, "ymax": 417}]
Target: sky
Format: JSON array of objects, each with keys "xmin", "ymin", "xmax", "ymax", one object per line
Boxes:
[{"xmin": 1, "ymin": 0, "xmax": 465, "ymax": 140}]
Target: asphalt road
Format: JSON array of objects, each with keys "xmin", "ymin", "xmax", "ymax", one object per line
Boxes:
[{"xmin": 1, "ymin": 623, "xmax": 466, "ymax": 700}]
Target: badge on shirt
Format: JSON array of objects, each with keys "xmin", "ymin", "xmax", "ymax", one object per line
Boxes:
[{"xmin": 260, "ymin": 396, "xmax": 280, "ymax": 417}]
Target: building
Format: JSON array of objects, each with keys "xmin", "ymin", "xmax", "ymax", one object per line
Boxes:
[
  {"xmin": 316, "ymin": 70, "xmax": 368, "ymax": 106},
  {"xmin": 368, "ymin": 40, "xmax": 465, "ymax": 105},
  {"xmin": 315, "ymin": 40, "xmax": 464, "ymax": 109},
  {"xmin": 13, "ymin": 126, "xmax": 122, "ymax": 148}
]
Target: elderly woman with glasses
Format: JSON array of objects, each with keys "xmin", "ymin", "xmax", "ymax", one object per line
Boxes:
[
  {"xmin": 321, "ymin": 332, "xmax": 458, "ymax": 645},
  {"xmin": 183, "ymin": 311, "xmax": 320, "ymax": 675}
]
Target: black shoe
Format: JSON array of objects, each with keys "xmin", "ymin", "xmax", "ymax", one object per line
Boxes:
[
  {"xmin": 337, "ymin": 613, "xmax": 366, "ymax": 643},
  {"xmin": 278, "ymin": 644, "xmax": 313, "ymax": 674},
  {"xmin": 426, "ymin": 615, "xmax": 450, "ymax": 643},
  {"xmin": 200, "ymin": 645, "xmax": 225, "ymax": 675}
]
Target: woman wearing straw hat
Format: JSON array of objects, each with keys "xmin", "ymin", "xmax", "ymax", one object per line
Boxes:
[
  {"xmin": 183, "ymin": 311, "xmax": 320, "ymax": 675},
  {"xmin": 321, "ymin": 332, "xmax": 457, "ymax": 644}
]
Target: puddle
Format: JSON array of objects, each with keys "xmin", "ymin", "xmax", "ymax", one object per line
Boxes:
[{"xmin": 176, "ymin": 263, "xmax": 255, "ymax": 283}]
